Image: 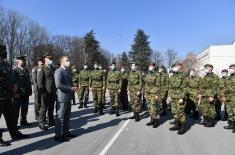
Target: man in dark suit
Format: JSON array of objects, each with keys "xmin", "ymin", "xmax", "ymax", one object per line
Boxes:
[
  {"xmin": 54, "ymin": 56, "xmax": 77, "ymax": 142},
  {"xmin": 37, "ymin": 53, "xmax": 56, "ymax": 130}
]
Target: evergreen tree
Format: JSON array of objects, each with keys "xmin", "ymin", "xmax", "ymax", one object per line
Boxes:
[
  {"xmin": 120, "ymin": 51, "xmax": 129, "ymax": 68},
  {"xmin": 129, "ymin": 29, "xmax": 152, "ymax": 71}
]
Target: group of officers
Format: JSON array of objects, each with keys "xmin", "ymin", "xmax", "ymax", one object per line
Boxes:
[{"xmin": 1, "ymin": 42, "xmax": 235, "ymax": 146}]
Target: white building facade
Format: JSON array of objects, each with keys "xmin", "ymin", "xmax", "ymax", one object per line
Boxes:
[{"xmin": 195, "ymin": 42, "xmax": 235, "ymax": 77}]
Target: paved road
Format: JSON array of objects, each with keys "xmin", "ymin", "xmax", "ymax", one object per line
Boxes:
[{"xmin": 0, "ymin": 93, "xmax": 234, "ymax": 155}]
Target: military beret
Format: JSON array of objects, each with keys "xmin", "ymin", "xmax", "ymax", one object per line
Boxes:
[
  {"xmin": 43, "ymin": 53, "xmax": 53, "ymax": 59},
  {"xmin": 204, "ymin": 64, "xmax": 213, "ymax": 68},
  {"xmin": 229, "ymin": 64, "xmax": 235, "ymax": 68},
  {"xmin": 221, "ymin": 69, "xmax": 228, "ymax": 73},
  {"xmin": 16, "ymin": 55, "xmax": 26, "ymax": 60},
  {"xmin": 0, "ymin": 44, "xmax": 6, "ymax": 53}
]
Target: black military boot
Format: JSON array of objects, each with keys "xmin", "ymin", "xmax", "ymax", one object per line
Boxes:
[
  {"xmin": 177, "ymin": 123, "xmax": 186, "ymax": 135},
  {"xmin": 99, "ymin": 107, "xmax": 104, "ymax": 115},
  {"xmin": 115, "ymin": 107, "xmax": 120, "ymax": 117},
  {"xmin": 83, "ymin": 102, "xmax": 88, "ymax": 108},
  {"xmin": 78, "ymin": 102, "xmax": 83, "ymax": 109},
  {"xmin": 233, "ymin": 129, "xmax": 235, "ymax": 133},
  {"xmin": 170, "ymin": 119, "xmax": 176, "ymax": 125},
  {"xmin": 192, "ymin": 111, "xmax": 199, "ymax": 120},
  {"xmin": 199, "ymin": 117, "xmax": 208, "ymax": 125},
  {"xmin": 129, "ymin": 113, "xmax": 136, "ymax": 119},
  {"xmin": 110, "ymin": 107, "xmax": 115, "ymax": 115},
  {"xmin": 204, "ymin": 118, "xmax": 215, "ymax": 127},
  {"xmin": 0, "ymin": 139, "xmax": 11, "ymax": 146},
  {"xmin": 39, "ymin": 123, "xmax": 48, "ymax": 131},
  {"xmin": 169, "ymin": 121, "xmax": 180, "ymax": 131},
  {"xmin": 146, "ymin": 117, "xmax": 153, "ymax": 126},
  {"xmin": 152, "ymin": 119, "xmax": 159, "ymax": 128},
  {"xmin": 20, "ymin": 120, "xmax": 32, "ymax": 126},
  {"xmin": 135, "ymin": 112, "xmax": 141, "ymax": 122},
  {"xmin": 93, "ymin": 107, "xmax": 99, "ymax": 113},
  {"xmin": 224, "ymin": 121, "xmax": 235, "ymax": 129}
]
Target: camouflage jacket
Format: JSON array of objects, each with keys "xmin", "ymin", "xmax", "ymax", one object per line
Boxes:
[
  {"xmin": 78, "ymin": 70, "xmax": 90, "ymax": 87},
  {"xmin": 107, "ymin": 70, "xmax": 122, "ymax": 90},
  {"xmin": 90, "ymin": 69, "xmax": 106, "ymax": 88},
  {"xmin": 0, "ymin": 61, "xmax": 16, "ymax": 99},
  {"xmin": 128, "ymin": 70, "xmax": 143, "ymax": 92},
  {"xmin": 121, "ymin": 72, "xmax": 129, "ymax": 91},
  {"xmin": 168, "ymin": 72, "xmax": 187, "ymax": 99},
  {"xmin": 223, "ymin": 74, "xmax": 235, "ymax": 99},
  {"xmin": 200, "ymin": 72, "xmax": 219, "ymax": 97},
  {"xmin": 14, "ymin": 66, "xmax": 32, "ymax": 96},
  {"xmin": 186, "ymin": 75, "xmax": 201, "ymax": 97}
]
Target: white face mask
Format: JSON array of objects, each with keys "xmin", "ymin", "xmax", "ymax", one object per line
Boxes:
[
  {"xmin": 149, "ymin": 67, "xmax": 154, "ymax": 72},
  {"xmin": 204, "ymin": 68, "xmax": 209, "ymax": 73},
  {"xmin": 84, "ymin": 65, "xmax": 88, "ymax": 69},
  {"xmin": 131, "ymin": 65, "xmax": 136, "ymax": 71},
  {"xmin": 172, "ymin": 67, "xmax": 178, "ymax": 72},
  {"xmin": 110, "ymin": 65, "xmax": 115, "ymax": 70},
  {"xmin": 229, "ymin": 68, "xmax": 234, "ymax": 74},
  {"xmin": 222, "ymin": 73, "xmax": 227, "ymax": 77},
  {"xmin": 158, "ymin": 69, "xmax": 162, "ymax": 73},
  {"xmin": 64, "ymin": 61, "xmax": 70, "ymax": 68},
  {"xmin": 121, "ymin": 68, "xmax": 125, "ymax": 73},
  {"xmin": 94, "ymin": 65, "xmax": 98, "ymax": 69},
  {"xmin": 99, "ymin": 66, "xmax": 102, "ymax": 70},
  {"xmin": 190, "ymin": 71, "xmax": 195, "ymax": 76},
  {"xmin": 48, "ymin": 60, "xmax": 53, "ymax": 66}
]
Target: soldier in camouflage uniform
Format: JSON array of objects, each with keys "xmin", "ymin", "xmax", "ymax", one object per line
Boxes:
[
  {"xmin": 119, "ymin": 67, "xmax": 129, "ymax": 111},
  {"xmin": 90, "ymin": 63, "xmax": 106, "ymax": 115},
  {"xmin": 32, "ymin": 57, "xmax": 43, "ymax": 120},
  {"xmin": 14, "ymin": 56, "xmax": 32, "ymax": 126},
  {"xmin": 198, "ymin": 64, "xmax": 219, "ymax": 127},
  {"xmin": 185, "ymin": 69, "xmax": 201, "ymax": 120},
  {"xmin": 128, "ymin": 63, "xmax": 143, "ymax": 122},
  {"xmin": 157, "ymin": 65, "xmax": 168, "ymax": 116},
  {"xmin": 78, "ymin": 64, "xmax": 90, "ymax": 108},
  {"xmin": 107, "ymin": 63, "xmax": 122, "ymax": 117},
  {"xmin": 168, "ymin": 63, "xmax": 187, "ymax": 135},
  {"xmin": 221, "ymin": 64, "xmax": 235, "ymax": 132},
  {"xmin": 101, "ymin": 68, "xmax": 107, "ymax": 109},
  {"xmin": 71, "ymin": 66, "xmax": 79, "ymax": 105}
]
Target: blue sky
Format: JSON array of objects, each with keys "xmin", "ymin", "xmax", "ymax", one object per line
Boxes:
[{"xmin": 1, "ymin": 0, "xmax": 235, "ymax": 58}]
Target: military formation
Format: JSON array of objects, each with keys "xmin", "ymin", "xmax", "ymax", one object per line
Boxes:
[{"xmin": 1, "ymin": 42, "xmax": 235, "ymax": 146}]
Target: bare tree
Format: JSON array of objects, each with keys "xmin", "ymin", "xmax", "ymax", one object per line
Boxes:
[
  {"xmin": 164, "ymin": 49, "xmax": 178, "ymax": 69},
  {"xmin": 181, "ymin": 52, "xmax": 197, "ymax": 72},
  {"xmin": 152, "ymin": 50, "xmax": 164, "ymax": 66}
]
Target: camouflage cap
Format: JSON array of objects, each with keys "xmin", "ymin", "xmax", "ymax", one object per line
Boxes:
[
  {"xmin": 158, "ymin": 64, "xmax": 165, "ymax": 68},
  {"xmin": 16, "ymin": 55, "xmax": 26, "ymax": 61},
  {"xmin": 221, "ymin": 69, "xmax": 228, "ymax": 73},
  {"xmin": 229, "ymin": 64, "xmax": 235, "ymax": 68},
  {"xmin": 0, "ymin": 44, "xmax": 7, "ymax": 53},
  {"xmin": 43, "ymin": 53, "xmax": 53, "ymax": 59},
  {"xmin": 204, "ymin": 64, "xmax": 213, "ymax": 68}
]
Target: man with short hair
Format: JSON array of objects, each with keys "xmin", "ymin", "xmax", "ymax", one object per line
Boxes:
[{"xmin": 54, "ymin": 56, "xmax": 77, "ymax": 142}]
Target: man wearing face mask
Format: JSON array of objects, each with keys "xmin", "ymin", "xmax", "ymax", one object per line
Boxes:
[
  {"xmin": 107, "ymin": 62, "xmax": 122, "ymax": 116},
  {"xmin": 185, "ymin": 69, "xmax": 201, "ymax": 120},
  {"xmin": 198, "ymin": 64, "xmax": 219, "ymax": 127},
  {"xmin": 128, "ymin": 63, "xmax": 143, "ymax": 122},
  {"xmin": 221, "ymin": 65, "xmax": 235, "ymax": 132},
  {"xmin": 13, "ymin": 56, "xmax": 32, "ymax": 126},
  {"xmin": 54, "ymin": 56, "xmax": 77, "ymax": 142},
  {"xmin": 218, "ymin": 69, "xmax": 228, "ymax": 121},
  {"xmin": 90, "ymin": 62, "xmax": 106, "ymax": 114},
  {"xmin": 0, "ymin": 45, "xmax": 29, "ymax": 145},
  {"xmin": 119, "ymin": 67, "xmax": 129, "ymax": 111},
  {"xmin": 71, "ymin": 66, "xmax": 78, "ymax": 105},
  {"xmin": 37, "ymin": 53, "xmax": 56, "ymax": 130},
  {"xmin": 77, "ymin": 63, "xmax": 90, "ymax": 108},
  {"xmin": 157, "ymin": 65, "xmax": 168, "ymax": 116},
  {"xmin": 168, "ymin": 63, "xmax": 187, "ymax": 135}
]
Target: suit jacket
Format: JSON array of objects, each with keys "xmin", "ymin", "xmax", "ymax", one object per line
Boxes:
[{"xmin": 54, "ymin": 66, "xmax": 73, "ymax": 103}]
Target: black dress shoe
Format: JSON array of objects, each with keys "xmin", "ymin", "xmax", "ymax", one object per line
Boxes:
[
  {"xmin": 39, "ymin": 124, "xmax": 48, "ymax": 130},
  {"xmin": 20, "ymin": 121, "xmax": 32, "ymax": 126},
  {"xmin": 0, "ymin": 139, "xmax": 11, "ymax": 146},
  {"xmin": 63, "ymin": 133, "xmax": 77, "ymax": 138},
  {"xmin": 48, "ymin": 122, "xmax": 55, "ymax": 126},
  {"xmin": 12, "ymin": 133, "xmax": 29, "ymax": 140},
  {"xmin": 54, "ymin": 137, "xmax": 70, "ymax": 142}
]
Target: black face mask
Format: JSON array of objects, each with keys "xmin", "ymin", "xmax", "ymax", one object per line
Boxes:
[{"xmin": 0, "ymin": 53, "xmax": 7, "ymax": 59}]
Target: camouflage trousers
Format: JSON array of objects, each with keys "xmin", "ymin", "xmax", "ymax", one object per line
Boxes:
[
  {"xmin": 92, "ymin": 87, "xmax": 103, "ymax": 108},
  {"xmin": 171, "ymin": 99, "xmax": 187, "ymax": 124},
  {"xmin": 226, "ymin": 96, "xmax": 235, "ymax": 122},
  {"xmin": 129, "ymin": 90, "xmax": 141, "ymax": 113},
  {"xmin": 198, "ymin": 98, "xmax": 216, "ymax": 119},
  {"xmin": 78, "ymin": 86, "xmax": 89, "ymax": 104},
  {"xmin": 145, "ymin": 93, "xmax": 160, "ymax": 119},
  {"xmin": 109, "ymin": 89, "xmax": 119, "ymax": 107},
  {"xmin": 101, "ymin": 89, "xmax": 106, "ymax": 104}
]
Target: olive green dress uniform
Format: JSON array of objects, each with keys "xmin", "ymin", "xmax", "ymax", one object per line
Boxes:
[
  {"xmin": 13, "ymin": 66, "xmax": 32, "ymax": 125},
  {"xmin": 90, "ymin": 68, "xmax": 106, "ymax": 114},
  {"xmin": 107, "ymin": 70, "xmax": 122, "ymax": 116},
  {"xmin": 78, "ymin": 69, "xmax": 90, "ymax": 108},
  {"xmin": 199, "ymin": 71, "xmax": 219, "ymax": 127},
  {"xmin": 128, "ymin": 70, "xmax": 143, "ymax": 120},
  {"xmin": 37, "ymin": 64, "xmax": 56, "ymax": 126},
  {"xmin": 119, "ymin": 72, "xmax": 129, "ymax": 110}
]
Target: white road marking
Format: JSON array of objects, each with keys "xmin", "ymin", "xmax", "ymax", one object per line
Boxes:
[{"xmin": 99, "ymin": 119, "xmax": 131, "ymax": 155}]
